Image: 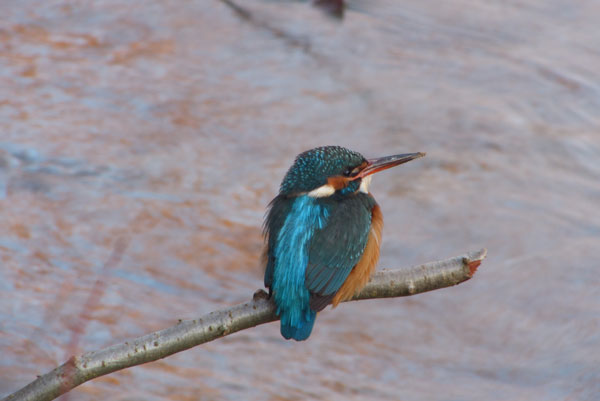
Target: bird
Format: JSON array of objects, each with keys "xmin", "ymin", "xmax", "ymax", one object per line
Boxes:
[{"xmin": 263, "ymin": 145, "xmax": 425, "ymax": 341}]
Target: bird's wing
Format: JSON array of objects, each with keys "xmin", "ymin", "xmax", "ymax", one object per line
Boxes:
[{"xmin": 305, "ymin": 193, "xmax": 377, "ymax": 310}]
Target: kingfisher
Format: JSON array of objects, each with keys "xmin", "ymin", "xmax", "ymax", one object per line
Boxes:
[{"xmin": 263, "ymin": 145, "xmax": 425, "ymax": 341}]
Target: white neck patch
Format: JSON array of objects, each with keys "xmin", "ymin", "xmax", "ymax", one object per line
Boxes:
[
  {"xmin": 359, "ymin": 175, "xmax": 372, "ymax": 193},
  {"xmin": 307, "ymin": 176, "xmax": 371, "ymax": 198},
  {"xmin": 307, "ymin": 184, "xmax": 336, "ymax": 198}
]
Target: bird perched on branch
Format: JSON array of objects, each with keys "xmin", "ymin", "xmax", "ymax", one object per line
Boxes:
[{"xmin": 263, "ymin": 146, "xmax": 425, "ymax": 340}]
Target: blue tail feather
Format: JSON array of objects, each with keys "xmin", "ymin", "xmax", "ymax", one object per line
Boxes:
[{"xmin": 280, "ymin": 310, "xmax": 316, "ymax": 341}]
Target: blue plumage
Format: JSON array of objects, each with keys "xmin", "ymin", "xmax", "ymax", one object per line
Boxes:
[{"xmin": 271, "ymin": 196, "xmax": 328, "ymax": 340}]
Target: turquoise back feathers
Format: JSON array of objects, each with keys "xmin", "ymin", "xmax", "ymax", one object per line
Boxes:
[{"xmin": 270, "ymin": 196, "xmax": 328, "ymax": 340}]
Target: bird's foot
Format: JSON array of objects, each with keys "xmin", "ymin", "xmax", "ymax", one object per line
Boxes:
[{"xmin": 253, "ymin": 289, "xmax": 270, "ymax": 301}]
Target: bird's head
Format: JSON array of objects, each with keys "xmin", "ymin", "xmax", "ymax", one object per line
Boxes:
[{"xmin": 280, "ymin": 146, "xmax": 425, "ymax": 198}]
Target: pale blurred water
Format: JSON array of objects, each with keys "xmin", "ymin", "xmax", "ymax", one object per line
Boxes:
[{"xmin": 1, "ymin": 0, "xmax": 599, "ymax": 400}]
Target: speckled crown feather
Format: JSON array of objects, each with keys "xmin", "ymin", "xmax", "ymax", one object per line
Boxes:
[{"xmin": 280, "ymin": 146, "xmax": 366, "ymax": 194}]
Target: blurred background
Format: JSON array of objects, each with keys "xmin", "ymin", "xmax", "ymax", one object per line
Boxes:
[{"xmin": 1, "ymin": 0, "xmax": 599, "ymax": 400}]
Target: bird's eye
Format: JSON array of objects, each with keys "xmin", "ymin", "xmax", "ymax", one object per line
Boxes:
[{"xmin": 343, "ymin": 167, "xmax": 361, "ymax": 177}]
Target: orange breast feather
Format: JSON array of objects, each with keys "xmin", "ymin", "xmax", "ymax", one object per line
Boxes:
[{"xmin": 332, "ymin": 204, "xmax": 383, "ymax": 306}]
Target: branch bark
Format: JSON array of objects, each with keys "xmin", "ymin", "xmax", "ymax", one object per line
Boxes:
[{"xmin": 3, "ymin": 248, "xmax": 486, "ymax": 401}]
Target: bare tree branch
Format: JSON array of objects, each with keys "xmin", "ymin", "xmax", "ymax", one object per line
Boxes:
[{"xmin": 3, "ymin": 248, "xmax": 486, "ymax": 401}]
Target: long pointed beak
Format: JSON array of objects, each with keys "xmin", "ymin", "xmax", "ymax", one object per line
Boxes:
[{"xmin": 357, "ymin": 152, "xmax": 426, "ymax": 178}]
